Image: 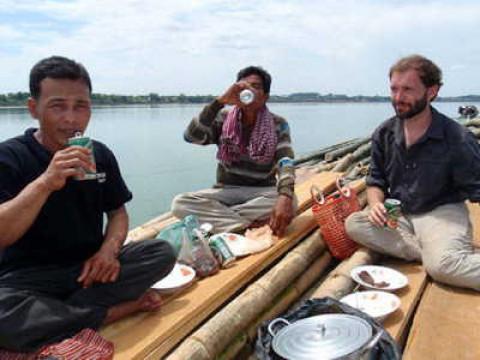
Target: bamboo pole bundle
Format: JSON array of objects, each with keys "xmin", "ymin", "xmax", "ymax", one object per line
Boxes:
[
  {"xmin": 166, "ymin": 230, "xmax": 328, "ymax": 360},
  {"xmin": 324, "ymin": 137, "xmax": 370, "ymax": 162},
  {"xmin": 294, "ymin": 138, "xmax": 360, "ymax": 165},
  {"xmin": 310, "ymin": 248, "xmax": 378, "ymax": 300}
]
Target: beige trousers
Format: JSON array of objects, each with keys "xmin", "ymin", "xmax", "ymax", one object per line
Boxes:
[
  {"xmin": 345, "ymin": 202, "xmax": 480, "ymax": 291},
  {"xmin": 171, "ymin": 185, "xmax": 280, "ymax": 233}
]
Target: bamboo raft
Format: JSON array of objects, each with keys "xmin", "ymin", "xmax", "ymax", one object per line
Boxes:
[{"xmin": 101, "ymin": 114, "xmax": 480, "ymax": 359}]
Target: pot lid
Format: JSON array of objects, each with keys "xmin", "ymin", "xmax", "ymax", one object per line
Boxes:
[{"xmin": 272, "ymin": 314, "xmax": 372, "ymax": 360}]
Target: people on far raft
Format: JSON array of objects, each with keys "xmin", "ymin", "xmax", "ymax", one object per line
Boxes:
[
  {"xmin": 0, "ymin": 56, "xmax": 176, "ymax": 352},
  {"xmin": 345, "ymin": 54, "xmax": 480, "ymax": 291},
  {"xmin": 171, "ymin": 66, "xmax": 296, "ymax": 236}
]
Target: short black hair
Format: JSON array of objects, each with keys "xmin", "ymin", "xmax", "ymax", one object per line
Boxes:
[
  {"xmin": 29, "ymin": 56, "xmax": 92, "ymax": 99},
  {"xmin": 236, "ymin": 66, "xmax": 272, "ymax": 94}
]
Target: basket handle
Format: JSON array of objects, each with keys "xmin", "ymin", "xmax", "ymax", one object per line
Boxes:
[
  {"xmin": 310, "ymin": 185, "xmax": 325, "ymax": 205},
  {"xmin": 336, "ymin": 176, "xmax": 351, "ymax": 198}
]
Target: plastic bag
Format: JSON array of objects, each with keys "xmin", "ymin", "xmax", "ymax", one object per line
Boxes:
[
  {"xmin": 156, "ymin": 215, "xmax": 200, "ymax": 265},
  {"xmin": 157, "ymin": 221, "xmax": 185, "ymax": 256},
  {"xmin": 255, "ymin": 297, "xmax": 401, "ymax": 360}
]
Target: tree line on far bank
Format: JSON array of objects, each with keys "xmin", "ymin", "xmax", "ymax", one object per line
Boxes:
[{"xmin": 1, "ymin": 92, "xmax": 479, "ymax": 106}]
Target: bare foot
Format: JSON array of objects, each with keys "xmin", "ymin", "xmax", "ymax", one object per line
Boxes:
[
  {"xmin": 103, "ymin": 289, "xmax": 163, "ymax": 325},
  {"xmin": 137, "ymin": 289, "xmax": 163, "ymax": 311}
]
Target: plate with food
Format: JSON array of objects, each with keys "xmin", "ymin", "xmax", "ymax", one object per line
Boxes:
[
  {"xmin": 350, "ymin": 265, "xmax": 408, "ymax": 291},
  {"xmin": 341, "ymin": 290, "xmax": 401, "ymax": 322},
  {"xmin": 210, "ymin": 231, "xmax": 272, "ymax": 257},
  {"xmin": 151, "ymin": 262, "xmax": 196, "ymax": 294}
]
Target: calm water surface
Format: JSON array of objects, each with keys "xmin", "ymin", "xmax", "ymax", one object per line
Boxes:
[{"xmin": 0, "ymin": 102, "xmax": 471, "ymax": 227}]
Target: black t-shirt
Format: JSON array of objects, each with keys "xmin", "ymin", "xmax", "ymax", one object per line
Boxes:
[{"xmin": 0, "ymin": 128, "xmax": 132, "ymax": 273}]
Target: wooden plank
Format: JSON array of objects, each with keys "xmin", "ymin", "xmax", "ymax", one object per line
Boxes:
[
  {"xmin": 101, "ymin": 172, "xmax": 339, "ymax": 359},
  {"xmin": 401, "ymin": 201, "xmax": 480, "ymax": 359},
  {"xmin": 381, "ymin": 260, "xmax": 429, "ymax": 345},
  {"xmin": 403, "ymin": 283, "xmax": 480, "ymax": 360}
]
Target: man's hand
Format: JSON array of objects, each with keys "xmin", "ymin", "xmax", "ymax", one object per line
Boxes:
[
  {"xmin": 39, "ymin": 146, "xmax": 95, "ymax": 192},
  {"xmin": 217, "ymin": 81, "xmax": 254, "ymax": 106},
  {"xmin": 269, "ymin": 195, "xmax": 294, "ymax": 237},
  {"xmin": 368, "ymin": 202, "xmax": 387, "ymax": 227},
  {"xmin": 77, "ymin": 243, "xmax": 120, "ymax": 288}
]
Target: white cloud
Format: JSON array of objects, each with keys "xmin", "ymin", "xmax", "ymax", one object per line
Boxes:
[{"xmin": 0, "ymin": 0, "xmax": 479, "ymax": 95}]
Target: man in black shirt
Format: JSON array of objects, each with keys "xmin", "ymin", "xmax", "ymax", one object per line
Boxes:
[
  {"xmin": 346, "ymin": 55, "xmax": 480, "ymax": 291},
  {"xmin": 0, "ymin": 56, "xmax": 175, "ymax": 351}
]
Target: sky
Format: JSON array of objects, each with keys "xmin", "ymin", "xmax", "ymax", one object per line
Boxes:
[{"xmin": 0, "ymin": 0, "xmax": 479, "ymax": 97}]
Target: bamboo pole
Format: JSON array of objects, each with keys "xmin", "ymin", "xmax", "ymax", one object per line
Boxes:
[
  {"xmin": 294, "ymin": 138, "xmax": 360, "ymax": 165},
  {"xmin": 332, "ymin": 153, "xmax": 355, "ymax": 172},
  {"xmin": 464, "ymin": 118, "xmax": 480, "ymax": 127},
  {"xmin": 324, "ymin": 137, "xmax": 370, "ymax": 162},
  {"xmin": 468, "ymin": 127, "xmax": 480, "ymax": 137},
  {"xmin": 344, "ymin": 163, "xmax": 364, "ymax": 180},
  {"xmin": 352, "ymin": 141, "xmax": 372, "ymax": 160},
  {"xmin": 310, "ymin": 248, "xmax": 378, "ymax": 299},
  {"xmin": 315, "ymin": 161, "xmax": 337, "ymax": 173},
  {"xmin": 166, "ymin": 230, "xmax": 327, "ymax": 360},
  {"xmin": 127, "ymin": 215, "xmax": 177, "ymax": 242}
]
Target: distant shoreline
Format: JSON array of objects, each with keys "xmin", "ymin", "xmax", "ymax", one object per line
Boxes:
[{"xmin": 0, "ymin": 92, "xmax": 479, "ymax": 108}]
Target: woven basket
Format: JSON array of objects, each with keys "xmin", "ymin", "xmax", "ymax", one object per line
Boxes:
[{"xmin": 311, "ymin": 178, "xmax": 360, "ymax": 259}]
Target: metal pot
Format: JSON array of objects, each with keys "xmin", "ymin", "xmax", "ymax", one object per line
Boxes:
[{"xmin": 268, "ymin": 314, "xmax": 383, "ymax": 360}]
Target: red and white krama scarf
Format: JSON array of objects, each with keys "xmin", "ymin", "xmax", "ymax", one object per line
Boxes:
[{"xmin": 217, "ymin": 105, "xmax": 277, "ymax": 165}]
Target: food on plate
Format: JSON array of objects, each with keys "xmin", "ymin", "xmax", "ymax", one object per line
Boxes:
[
  {"xmin": 180, "ymin": 267, "xmax": 193, "ymax": 277},
  {"xmin": 358, "ymin": 270, "xmax": 390, "ymax": 288}
]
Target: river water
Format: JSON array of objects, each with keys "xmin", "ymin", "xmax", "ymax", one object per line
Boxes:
[{"xmin": 0, "ymin": 102, "xmax": 472, "ymax": 227}]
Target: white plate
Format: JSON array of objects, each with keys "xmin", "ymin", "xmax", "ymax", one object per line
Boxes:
[
  {"xmin": 341, "ymin": 290, "xmax": 401, "ymax": 322},
  {"xmin": 151, "ymin": 262, "xmax": 196, "ymax": 294},
  {"xmin": 350, "ymin": 265, "xmax": 408, "ymax": 291}
]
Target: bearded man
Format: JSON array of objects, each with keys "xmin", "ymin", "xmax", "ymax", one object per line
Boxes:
[{"xmin": 345, "ymin": 55, "xmax": 480, "ymax": 291}]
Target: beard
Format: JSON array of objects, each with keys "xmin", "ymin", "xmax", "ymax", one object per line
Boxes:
[{"xmin": 392, "ymin": 93, "xmax": 428, "ymax": 120}]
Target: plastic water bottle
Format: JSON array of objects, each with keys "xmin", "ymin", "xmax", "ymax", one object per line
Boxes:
[{"xmin": 190, "ymin": 229, "xmax": 219, "ymax": 278}]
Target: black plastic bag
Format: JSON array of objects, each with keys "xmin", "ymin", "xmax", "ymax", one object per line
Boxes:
[{"xmin": 255, "ymin": 297, "xmax": 401, "ymax": 360}]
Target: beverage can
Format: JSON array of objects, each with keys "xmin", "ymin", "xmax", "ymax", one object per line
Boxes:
[
  {"xmin": 384, "ymin": 198, "xmax": 401, "ymax": 229},
  {"xmin": 239, "ymin": 89, "xmax": 255, "ymax": 105},
  {"xmin": 209, "ymin": 235, "xmax": 236, "ymax": 268},
  {"xmin": 67, "ymin": 132, "xmax": 97, "ymax": 180}
]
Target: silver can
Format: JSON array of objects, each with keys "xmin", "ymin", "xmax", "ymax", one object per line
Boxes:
[{"xmin": 239, "ymin": 89, "xmax": 255, "ymax": 105}]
